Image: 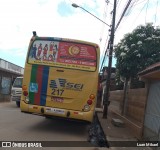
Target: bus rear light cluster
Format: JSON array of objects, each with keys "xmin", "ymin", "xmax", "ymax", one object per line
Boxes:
[
  {"xmin": 22, "ymin": 85, "xmax": 28, "ymax": 96},
  {"xmin": 87, "ymin": 94, "xmax": 95, "ymax": 105}
]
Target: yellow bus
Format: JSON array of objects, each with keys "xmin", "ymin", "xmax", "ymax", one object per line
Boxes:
[{"xmin": 20, "ymin": 31, "xmax": 100, "ymax": 123}]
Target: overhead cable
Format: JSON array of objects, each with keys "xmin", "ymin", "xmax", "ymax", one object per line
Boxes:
[
  {"xmin": 115, "ymin": 0, "xmax": 133, "ymax": 32},
  {"xmin": 145, "ymin": 0, "xmax": 150, "ymax": 24},
  {"xmin": 154, "ymin": 0, "xmax": 159, "ymax": 26}
]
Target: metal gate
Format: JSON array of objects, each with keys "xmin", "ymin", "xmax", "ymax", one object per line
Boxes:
[{"xmin": 143, "ymin": 81, "xmax": 160, "ymax": 142}]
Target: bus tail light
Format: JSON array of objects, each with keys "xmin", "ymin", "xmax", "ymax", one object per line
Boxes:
[
  {"xmin": 22, "ymin": 85, "xmax": 27, "ymax": 91},
  {"xmin": 22, "ymin": 85, "xmax": 28, "ymax": 96},
  {"xmin": 87, "ymin": 99, "xmax": 93, "ymax": 105},
  {"xmin": 86, "ymin": 94, "xmax": 95, "ymax": 105},
  {"xmin": 89, "ymin": 94, "xmax": 95, "ymax": 100},
  {"xmin": 23, "ymin": 91, "xmax": 28, "ymax": 96}
]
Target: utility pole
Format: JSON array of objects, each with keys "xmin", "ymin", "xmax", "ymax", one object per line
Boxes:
[{"xmin": 103, "ymin": 0, "xmax": 117, "ymax": 118}]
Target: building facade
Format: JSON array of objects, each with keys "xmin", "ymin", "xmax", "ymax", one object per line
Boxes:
[
  {"xmin": 0, "ymin": 58, "xmax": 24, "ymax": 102},
  {"xmin": 138, "ymin": 62, "xmax": 160, "ymax": 141}
]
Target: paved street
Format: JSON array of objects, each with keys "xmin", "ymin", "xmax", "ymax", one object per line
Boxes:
[{"xmin": 0, "ymin": 102, "xmax": 104, "ymax": 150}]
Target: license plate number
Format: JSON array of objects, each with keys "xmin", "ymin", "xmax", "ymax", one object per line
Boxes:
[
  {"xmin": 51, "ymin": 96, "xmax": 63, "ymax": 103},
  {"xmin": 46, "ymin": 108, "xmax": 65, "ymax": 115}
]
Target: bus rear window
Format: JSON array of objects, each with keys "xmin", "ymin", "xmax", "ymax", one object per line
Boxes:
[{"xmin": 28, "ymin": 40, "xmax": 97, "ymax": 71}]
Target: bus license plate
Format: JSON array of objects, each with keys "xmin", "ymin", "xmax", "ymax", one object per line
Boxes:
[{"xmin": 46, "ymin": 108, "xmax": 65, "ymax": 115}]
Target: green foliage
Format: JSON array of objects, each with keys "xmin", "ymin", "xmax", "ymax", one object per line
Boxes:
[{"xmin": 114, "ymin": 23, "xmax": 160, "ymax": 80}]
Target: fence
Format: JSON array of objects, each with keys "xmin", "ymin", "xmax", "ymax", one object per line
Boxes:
[{"xmin": 109, "ymin": 87, "xmax": 148, "ymax": 139}]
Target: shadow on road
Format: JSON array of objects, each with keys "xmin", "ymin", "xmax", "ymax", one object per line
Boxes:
[{"xmin": 27, "ymin": 115, "xmax": 90, "ymax": 136}]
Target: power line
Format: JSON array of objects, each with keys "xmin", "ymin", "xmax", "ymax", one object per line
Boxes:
[
  {"xmin": 99, "ymin": 1, "xmax": 113, "ymax": 71},
  {"xmin": 101, "ymin": 0, "xmax": 147, "ymax": 71},
  {"xmin": 154, "ymin": 0, "xmax": 159, "ymax": 26},
  {"xmin": 117, "ymin": 0, "xmax": 147, "ymax": 18},
  {"xmin": 116, "ymin": 0, "xmax": 122, "ymax": 10},
  {"xmin": 123, "ymin": 0, "xmax": 139, "ymax": 16},
  {"xmin": 130, "ymin": 0, "xmax": 149, "ymax": 28},
  {"xmin": 100, "ymin": 38, "xmax": 110, "ymax": 72},
  {"xmin": 100, "ymin": 0, "xmax": 134, "ymax": 71},
  {"xmin": 115, "ymin": 0, "xmax": 133, "ymax": 31},
  {"xmin": 133, "ymin": 0, "xmax": 148, "ymax": 6},
  {"xmin": 115, "ymin": 0, "xmax": 147, "ymax": 34},
  {"xmin": 145, "ymin": 0, "xmax": 150, "ymax": 24},
  {"xmin": 100, "ymin": 28, "xmax": 110, "ymax": 62},
  {"xmin": 99, "ymin": 0, "xmax": 111, "ymax": 43}
]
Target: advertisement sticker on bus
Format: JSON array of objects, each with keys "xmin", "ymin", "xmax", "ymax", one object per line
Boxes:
[{"xmin": 28, "ymin": 40, "xmax": 97, "ymax": 71}]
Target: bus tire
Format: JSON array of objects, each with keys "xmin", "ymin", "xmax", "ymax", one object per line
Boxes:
[
  {"xmin": 45, "ymin": 116, "xmax": 52, "ymax": 119},
  {"xmin": 16, "ymin": 101, "xmax": 20, "ymax": 107}
]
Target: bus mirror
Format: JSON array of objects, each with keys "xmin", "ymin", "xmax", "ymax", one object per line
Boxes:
[{"xmin": 33, "ymin": 31, "xmax": 37, "ymax": 36}]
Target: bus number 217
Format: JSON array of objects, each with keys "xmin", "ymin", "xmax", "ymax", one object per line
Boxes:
[{"xmin": 51, "ymin": 89, "xmax": 64, "ymax": 96}]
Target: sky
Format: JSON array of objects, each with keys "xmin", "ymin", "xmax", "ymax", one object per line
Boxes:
[{"xmin": 0, "ymin": 0, "xmax": 159, "ymax": 69}]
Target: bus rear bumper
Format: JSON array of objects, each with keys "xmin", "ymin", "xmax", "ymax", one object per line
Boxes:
[{"xmin": 20, "ymin": 100, "xmax": 94, "ymax": 123}]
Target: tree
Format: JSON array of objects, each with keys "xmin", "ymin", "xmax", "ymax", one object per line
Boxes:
[
  {"xmin": 114, "ymin": 23, "xmax": 160, "ymax": 115},
  {"xmin": 114, "ymin": 23, "xmax": 160, "ymax": 81}
]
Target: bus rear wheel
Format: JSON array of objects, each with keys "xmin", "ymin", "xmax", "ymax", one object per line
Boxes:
[{"xmin": 16, "ymin": 101, "xmax": 20, "ymax": 107}]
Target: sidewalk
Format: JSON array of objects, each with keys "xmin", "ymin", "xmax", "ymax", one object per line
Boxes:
[{"xmin": 96, "ymin": 108, "xmax": 153, "ymax": 150}]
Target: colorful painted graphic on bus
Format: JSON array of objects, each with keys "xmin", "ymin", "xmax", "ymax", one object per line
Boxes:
[{"xmin": 28, "ymin": 40, "xmax": 97, "ymax": 71}]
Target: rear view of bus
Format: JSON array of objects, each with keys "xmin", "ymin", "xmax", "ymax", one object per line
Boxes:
[{"xmin": 20, "ymin": 32, "xmax": 100, "ymax": 123}]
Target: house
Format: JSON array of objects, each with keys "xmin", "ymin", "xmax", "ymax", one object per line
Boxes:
[
  {"xmin": 138, "ymin": 62, "xmax": 160, "ymax": 141},
  {"xmin": 0, "ymin": 58, "xmax": 24, "ymax": 102}
]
